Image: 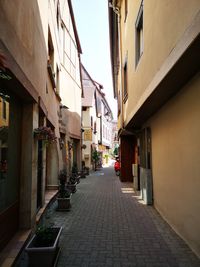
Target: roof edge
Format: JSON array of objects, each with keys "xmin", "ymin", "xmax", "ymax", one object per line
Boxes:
[{"xmin": 68, "ymin": 0, "xmax": 82, "ymax": 54}]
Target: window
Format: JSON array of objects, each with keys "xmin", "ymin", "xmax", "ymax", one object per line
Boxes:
[
  {"xmin": 117, "ymin": 90, "xmax": 121, "ymax": 116},
  {"xmin": 56, "ymin": 65, "xmax": 60, "ymax": 94},
  {"xmin": 56, "ymin": 2, "xmax": 60, "ymax": 29},
  {"xmin": 47, "ymin": 29, "xmax": 56, "ymax": 88},
  {"xmin": 60, "ymin": 24, "xmax": 64, "ymax": 63},
  {"xmin": 94, "ymin": 122, "xmax": 97, "ymax": 134},
  {"xmin": 48, "ymin": 29, "xmax": 54, "ymax": 70},
  {"xmin": 135, "ymin": 1, "xmax": 143, "ymax": 66},
  {"xmin": 124, "ymin": 0, "xmax": 128, "ymax": 22},
  {"xmin": 91, "ymin": 116, "xmax": 93, "ymax": 129},
  {"xmin": 123, "ymin": 60, "xmax": 128, "ymax": 102}
]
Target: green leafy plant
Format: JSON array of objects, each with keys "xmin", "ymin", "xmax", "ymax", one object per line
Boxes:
[
  {"xmin": 58, "ymin": 169, "xmax": 71, "ymax": 198},
  {"xmin": 113, "ymin": 146, "xmax": 119, "ymax": 156},
  {"xmin": 35, "ymin": 226, "xmax": 55, "ymax": 247},
  {"xmin": 92, "ymin": 150, "xmax": 100, "ymax": 162},
  {"xmin": 72, "ymin": 162, "xmax": 78, "ymax": 174},
  {"xmin": 92, "ymin": 150, "xmax": 100, "ymax": 171}
]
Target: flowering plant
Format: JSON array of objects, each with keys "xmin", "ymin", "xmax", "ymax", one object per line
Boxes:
[{"xmin": 34, "ymin": 126, "xmax": 57, "ymax": 143}]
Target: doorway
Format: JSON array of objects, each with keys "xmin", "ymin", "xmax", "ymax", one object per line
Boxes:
[{"xmin": 139, "ymin": 127, "xmax": 153, "ymax": 205}]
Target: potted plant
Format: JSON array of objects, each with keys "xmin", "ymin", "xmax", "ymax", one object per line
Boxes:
[
  {"xmin": 57, "ymin": 169, "xmax": 72, "ymax": 211},
  {"xmin": 84, "ymin": 166, "xmax": 90, "ymax": 175},
  {"xmin": 71, "ymin": 162, "xmax": 81, "ymax": 184},
  {"xmin": 72, "ymin": 162, "xmax": 78, "ymax": 174},
  {"xmin": 25, "ymin": 225, "xmax": 62, "ymax": 267},
  {"xmin": 92, "ymin": 149, "xmax": 100, "ymax": 171},
  {"xmin": 66, "ymin": 175, "xmax": 77, "ymax": 193},
  {"xmin": 80, "ymin": 161, "xmax": 86, "ymax": 178}
]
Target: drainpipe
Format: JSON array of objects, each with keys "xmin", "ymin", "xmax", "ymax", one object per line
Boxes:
[
  {"xmin": 109, "ymin": 1, "xmax": 124, "ymax": 131},
  {"xmin": 118, "ymin": 8, "xmax": 124, "ymax": 132},
  {"xmin": 109, "ymin": 1, "xmax": 124, "ymax": 158}
]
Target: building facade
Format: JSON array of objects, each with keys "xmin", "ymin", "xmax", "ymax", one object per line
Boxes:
[
  {"xmin": 81, "ymin": 65, "xmax": 113, "ymax": 170},
  {"xmin": 0, "ymin": 0, "xmax": 82, "ymax": 253},
  {"xmin": 109, "ymin": 0, "xmax": 200, "ymax": 257},
  {"xmin": 95, "ymin": 81, "xmax": 113, "ymax": 165},
  {"xmin": 53, "ymin": 0, "xmax": 83, "ymax": 175}
]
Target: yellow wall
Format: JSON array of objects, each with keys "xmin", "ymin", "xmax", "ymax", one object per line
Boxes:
[
  {"xmin": 120, "ymin": 0, "xmax": 200, "ymax": 126},
  {"xmin": 116, "ymin": 0, "xmax": 200, "ymax": 256},
  {"xmin": 149, "ymin": 73, "xmax": 200, "ymax": 256}
]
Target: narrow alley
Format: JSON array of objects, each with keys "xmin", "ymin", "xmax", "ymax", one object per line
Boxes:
[
  {"xmin": 19, "ymin": 166, "xmax": 200, "ymax": 267},
  {"xmin": 1, "ymin": 1, "xmax": 200, "ymax": 265}
]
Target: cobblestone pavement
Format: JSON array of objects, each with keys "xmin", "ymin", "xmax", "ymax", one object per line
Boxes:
[{"xmin": 19, "ymin": 166, "xmax": 200, "ymax": 267}]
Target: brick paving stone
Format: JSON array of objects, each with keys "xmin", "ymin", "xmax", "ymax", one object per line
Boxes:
[
  {"xmin": 51, "ymin": 167, "xmax": 200, "ymax": 267},
  {"xmin": 16, "ymin": 166, "xmax": 200, "ymax": 267}
]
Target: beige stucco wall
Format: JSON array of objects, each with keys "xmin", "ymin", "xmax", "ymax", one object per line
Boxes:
[
  {"xmin": 0, "ymin": 0, "xmax": 46, "ymax": 95},
  {"xmin": 82, "ymin": 107, "xmax": 95, "ymax": 168},
  {"xmin": 0, "ymin": 0, "xmax": 63, "ymax": 228},
  {"xmin": 0, "ymin": 0, "xmax": 60, "ymax": 129},
  {"xmin": 119, "ymin": 0, "xmax": 200, "ymax": 126},
  {"xmin": 149, "ymin": 73, "xmax": 200, "ymax": 256}
]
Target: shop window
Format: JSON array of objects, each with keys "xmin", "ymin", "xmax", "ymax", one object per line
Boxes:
[
  {"xmin": 0, "ymin": 96, "xmax": 9, "ymax": 184},
  {"xmin": 0, "ymin": 91, "xmax": 21, "ymax": 212}
]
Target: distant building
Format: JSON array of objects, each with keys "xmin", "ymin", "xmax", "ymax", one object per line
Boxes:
[
  {"xmin": 110, "ymin": 120, "xmax": 119, "ymax": 156},
  {"xmin": 81, "ymin": 65, "xmax": 113, "ymax": 169}
]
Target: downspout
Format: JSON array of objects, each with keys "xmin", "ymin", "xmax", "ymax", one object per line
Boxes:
[
  {"xmin": 110, "ymin": 2, "xmax": 124, "ymax": 134},
  {"xmin": 117, "ymin": 6, "xmax": 124, "ymax": 132},
  {"xmin": 78, "ymin": 53, "xmax": 83, "ymax": 170}
]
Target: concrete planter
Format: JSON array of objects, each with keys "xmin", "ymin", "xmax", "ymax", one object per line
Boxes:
[
  {"xmin": 25, "ymin": 227, "xmax": 62, "ymax": 267},
  {"xmin": 57, "ymin": 196, "xmax": 71, "ymax": 211}
]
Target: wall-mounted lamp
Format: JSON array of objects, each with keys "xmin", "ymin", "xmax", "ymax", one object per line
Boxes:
[{"xmin": 81, "ymin": 144, "xmax": 86, "ymax": 149}]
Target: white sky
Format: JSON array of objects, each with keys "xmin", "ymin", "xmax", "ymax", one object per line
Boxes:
[{"xmin": 72, "ymin": 0, "xmax": 117, "ymax": 119}]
